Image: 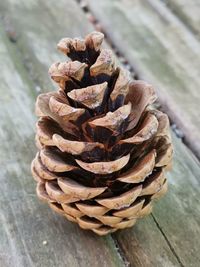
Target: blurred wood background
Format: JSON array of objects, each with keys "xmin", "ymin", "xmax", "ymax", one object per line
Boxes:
[{"xmin": 0, "ymin": 0, "xmax": 199, "ymax": 266}]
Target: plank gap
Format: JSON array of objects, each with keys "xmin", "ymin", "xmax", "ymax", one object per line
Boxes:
[
  {"xmin": 151, "ymin": 214, "xmax": 185, "ymax": 267},
  {"xmin": 0, "ymin": 0, "xmax": 200, "ymax": 266},
  {"xmin": 75, "ymin": 0, "xmax": 137, "ymax": 79},
  {"xmin": 86, "ymin": 0, "xmax": 200, "ymax": 161},
  {"xmin": 111, "ymin": 234, "xmax": 131, "ymax": 267}
]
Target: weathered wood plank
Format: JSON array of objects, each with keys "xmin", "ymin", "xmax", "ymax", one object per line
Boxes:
[
  {"xmin": 0, "ymin": 0, "xmax": 180, "ymax": 266},
  {"xmin": 0, "ymin": 0, "xmax": 94, "ymax": 91},
  {"xmin": 0, "ymin": 1, "xmax": 179, "ymax": 266},
  {"xmin": 0, "ymin": 22, "xmax": 125, "ymax": 267},
  {"xmin": 163, "ymin": 0, "xmax": 200, "ymax": 38},
  {"xmin": 115, "ymin": 133, "xmax": 200, "ymax": 267},
  {"xmin": 151, "ymin": 134, "xmax": 200, "ymax": 267},
  {"xmin": 114, "ymin": 215, "xmax": 182, "ymax": 267},
  {"xmin": 88, "ymin": 0, "xmax": 200, "ymax": 159},
  {"xmin": 0, "ymin": 22, "xmax": 180, "ymax": 266},
  {"xmin": 0, "ymin": 0, "xmax": 199, "ymax": 266}
]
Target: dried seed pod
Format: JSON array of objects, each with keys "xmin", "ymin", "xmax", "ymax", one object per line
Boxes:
[{"xmin": 31, "ymin": 31, "xmax": 173, "ymax": 235}]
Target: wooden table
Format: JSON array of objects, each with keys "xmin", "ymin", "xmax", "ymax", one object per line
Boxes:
[{"xmin": 0, "ymin": 0, "xmax": 199, "ymax": 266}]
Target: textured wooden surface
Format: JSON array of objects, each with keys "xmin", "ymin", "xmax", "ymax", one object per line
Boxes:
[
  {"xmin": 0, "ymin": 26, "xmax": 126, "ymax": 267},
  {"xmin": 88, "ymin": 0, "xmax": 200, "ymax": 159},
  {"xmin": 0, "ymin": 0, "xmax": 200, "ymax": 266},
  {"xmin": 115, "ymin": 134, "xmax": 200, "ymax": 267},
  {"xmin": 0, "ymin": 0, "xmax": 94, "ymax": 91},
  {"xmin": 163, "ymin": 0, "xmax": 200, "ymax": 38}
]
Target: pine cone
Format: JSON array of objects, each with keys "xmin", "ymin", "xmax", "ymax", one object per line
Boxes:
[{"xmin": 31, "ymin": 32, "xmax": 173, "ymax": 235}]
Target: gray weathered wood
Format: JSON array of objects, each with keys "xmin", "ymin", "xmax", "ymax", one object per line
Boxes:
[
  {"xmin": 0, "ymin": 21, "xmax": 125, "ymax": 267},
  {"xmin": 0, "ymin": 0, "xmax": 200, "ymax": 266},
  {"xmin": 114, "ymin": 215, "xmax": 182, "ymax": 267},
  {"xmin": 115, "ymin": 134, "xmax": 200, "ymax": 267},
  {"xmin": 88, "ymin": 0, "xmax": 200, "ymax": 159},
  {"xmin": 0, "ymin": 1, "xmax": 179, "ymax": 266},
  {"xmin": 0, "ymin": 0, "xmax": 94, "ymax": 92},
  {"xmin": 151, "ymin": 134, "xmax": 200, "ymax": 267},
  {"xmin": 163, "ymin": 0, "xmax": 200, "ymax": 38},
  {"xmin": 0, "ymin": 20, "xmax": 180, "ymax": 266}
]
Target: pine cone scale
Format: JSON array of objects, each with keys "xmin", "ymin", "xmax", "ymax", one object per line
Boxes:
[{"xmin": 117, "ymin": 150, "xmax": 156, "ymax": 183}]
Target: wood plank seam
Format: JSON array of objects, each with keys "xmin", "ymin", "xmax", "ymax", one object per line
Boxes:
[
  {"xmin": 0, "ymin": 9, "xmax": 126, "ymax": 267},
  {"xmin": 111, "ymin": 235, "xmax": 130, "ymax": 267},
  {"xmin": 44, "ymin": 1, "xmax": 183, "ymax": 264},
  {"xmin": 0, "ymin": 2, "xmax": 184, "ymax": 264},
  {"xmin": 77, "ymin": 0, "xmax": 200, "ymax": 264},
  {"xmin": 151, "ymin": 214, "xmax": 184, "ymax": 267},
  {"xmin": 0, "ymin": 0, "xmax": 198, "ymax": 266},
  {"xmin": 76, "ymin": 0, "xmax": 186, "ymax": 141},
  {"xmin": 1, "ymin": 22, "xmax": 172, "ymax": 267},
  {"xmin": 75, "ymin": 0, "xmax": 138, "ymax": 79},
  {"xmin": 85, "ymin": 0, "xmax": 200, "ymax": 161}
]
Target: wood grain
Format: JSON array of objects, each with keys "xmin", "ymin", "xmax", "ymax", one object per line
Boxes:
[
  {"xmin": 114, "ymin": 134, "xmax": 200, "ymax": 267},
  {"xmin": 0, "ymin": 1, "xmax": 177, "ymax": 266},
  {"xmin": 88, "ymin": 0, "xmax": 200, "ymax": 159},
  {"xmin": 163, "ymin": 0, "xmax": 200, "ymax": 38},
  {"xmin": 0, "ymin": 19, "xmax": 125, "ymax": 267},
  {"xmin": 0, "ymin": 39, "xmax": 178, "ymax": 267},
  {"xmin": 0, "ymin": 0, "xmax": 200, "ymax": 266},
  {"xmin": 0, "ymin": 24, "xmax": 179, "ymax": 265},
  {"xmin": 0, "ymin": 0, "xmax": 93, "ymax": 92}
]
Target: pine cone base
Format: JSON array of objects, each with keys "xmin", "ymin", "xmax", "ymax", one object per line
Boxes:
[{"xmin": 31, "ymin": 32, "xmax": 173, "ymax": 235}]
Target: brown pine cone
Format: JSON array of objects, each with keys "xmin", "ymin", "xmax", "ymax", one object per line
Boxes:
[{"xmin": 31, "ymin": 32, "xmax": 173, "ymax": 235}]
